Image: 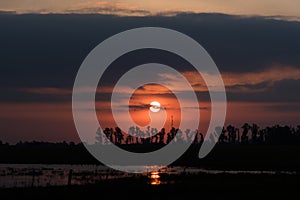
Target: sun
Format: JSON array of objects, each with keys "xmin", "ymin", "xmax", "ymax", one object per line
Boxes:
[{"xmin": 150, "ymin": 101, "xmax": 161, "ymax": 113}]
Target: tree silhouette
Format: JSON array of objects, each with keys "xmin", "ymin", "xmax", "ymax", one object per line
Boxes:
[
  {"xmin": 251, "ymin": 123, "xmax": 259, "ymax": 144},
  {"xmin": 241, "ymin": 123, "xmax": 251, "ymax": 144},
  {"xmin": 94, "ymin": 123, "xmax": 300, "ymax": 146},
  {"xmin": 218, "ymin": 127, "xmax": 227, "ymax": 144}
]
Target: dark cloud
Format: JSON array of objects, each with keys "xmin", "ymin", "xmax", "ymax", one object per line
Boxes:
[
  {"xmin": 0, "ymin": 13, "xmax": 300, "ymax": 103},
  {"xmin": 183, "ymin": 106, "xmax": 209, "ymax": 110},
  {"xmin": 0, "ymin": 10, "xmax": 17, "ymax": 14},
  {"xmin": 128, "ymin": 104, "xmax": 149, "ymax": 110},
  {"xmin": 192, "ymin": 83, "xmax": 203, "ymax": 88},
  {"xmin": 226, "ymin": 81, "xmax": 271, "ymax": 92},
  {"xmin": 177, "ymin": 79, "xmax": 300, "ymax": 103},
  {"xmin": 226, "ymin": 79, "xmax": 300, "ymax": 102},
  {"xmin": 126, "ymin": 103, "xmax": 168, "ymax": 111},
  {"xmin": 65, "ymin": 7, "xmax": 151, "ymax": 16},
  {"xmin": 263, "ymin": 103, "xmax": 300, "ymax": 113},
  {"xmin": 0, "ymin": 87, "xmax": 71, "ymax": 103}
]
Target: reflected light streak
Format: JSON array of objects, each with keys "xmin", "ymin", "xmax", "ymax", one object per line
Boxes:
[{"xmin": 149, "ymin": 171, "xmax": 161, "ymax": 185}]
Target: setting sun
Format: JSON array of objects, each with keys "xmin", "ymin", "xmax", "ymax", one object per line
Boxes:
[{"xmin": 150, "ymin": 101, "xmax": 161, "ymax": 113}]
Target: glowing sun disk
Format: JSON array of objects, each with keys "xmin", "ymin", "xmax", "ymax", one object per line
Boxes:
[{"xmin": 150, "ymin": 101, "xmax": 161, "ymax": 113}]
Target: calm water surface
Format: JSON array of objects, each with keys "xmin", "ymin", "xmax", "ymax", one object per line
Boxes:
[{"xmin": 0, "ymin": 164, "xmax": 297, "ymax": 188}]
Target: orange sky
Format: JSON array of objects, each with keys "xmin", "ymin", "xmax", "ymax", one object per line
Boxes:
[
  {"xmin": 1, "ymin": 65, "xmax": 300, "ymax": 143},
  {"xmin": 1, "ymin": 73, "xmax": 300, "ymax": 143},
  {"xmin": 1, "ymin": 0, "xmax": 300, "ymax": 18},
  {"xmin": 1, "ymin": 100, "xmax": 299, "ymax": 143}
]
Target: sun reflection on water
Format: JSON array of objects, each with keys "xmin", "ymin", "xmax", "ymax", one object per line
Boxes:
[{"xmin": 149, "ymin": 171, "xmax": 161, "ymax": 185}]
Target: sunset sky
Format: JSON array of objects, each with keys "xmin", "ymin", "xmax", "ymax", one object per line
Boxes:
[
  {"xmin": 1, "ymin": 0, "xmax": 300, "ymax": 17},
  {"xmin": 0, "ymin": 1, "xmax": 300, "ymax": 143}
]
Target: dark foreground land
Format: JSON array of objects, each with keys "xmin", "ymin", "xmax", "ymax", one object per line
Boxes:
[
  {"xmin": 0, "ymin": 173, "xmax": 299, "ymax": 199},
  {"xmin": 1, "ymin": 143, "xmax": 300, "ymax": 171}
]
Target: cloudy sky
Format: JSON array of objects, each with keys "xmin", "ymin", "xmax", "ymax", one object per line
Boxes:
[{"xmin": 0, "ymin": 1, "xmax": 300, "ymax": 143}]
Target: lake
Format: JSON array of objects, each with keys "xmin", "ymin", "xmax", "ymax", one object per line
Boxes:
[{"xmin": 0, "ymin": 164, "xmax": 297, "ymax": 188}]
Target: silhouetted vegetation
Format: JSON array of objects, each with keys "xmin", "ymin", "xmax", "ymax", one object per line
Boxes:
[
  {"xmin": 1, "ymin": 123, "xmax": 300, "ymax": 170},
  {"xmin": 95, "ymin": 123, "xmax": 300, "ymax": 146}
]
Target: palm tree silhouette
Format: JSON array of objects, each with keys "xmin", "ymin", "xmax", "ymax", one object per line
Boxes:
[{"xmin": 241, "ymin": 123, "xmax": 251, "ymax": 144}]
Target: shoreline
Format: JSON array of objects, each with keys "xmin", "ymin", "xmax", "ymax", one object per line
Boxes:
[{"xmin": 1, "ymin": 144, "xmax": 300, "ymax": 171}]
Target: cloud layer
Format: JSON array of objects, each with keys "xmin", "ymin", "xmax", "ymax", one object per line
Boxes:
[
  {"xmin": 0, "ymin": 13, "xmax": 299, "ymax": 129},
  {"xmin": 0, "ymin": 13, "xmax": 300, "ymax": 104}
]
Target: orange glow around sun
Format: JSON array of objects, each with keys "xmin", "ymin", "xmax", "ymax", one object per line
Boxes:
[{"xmin": 129, "ymin": 84, "xmax": 181, "ymax": 129}]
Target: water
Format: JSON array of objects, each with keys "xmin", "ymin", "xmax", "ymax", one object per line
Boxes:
[
  {"xmin": 0, "ymin": 164, "xmax": 132, "ymax": 188},
  {"xmin": 0, "ymin": 164, "xmax": 297, "ymax": 188}
]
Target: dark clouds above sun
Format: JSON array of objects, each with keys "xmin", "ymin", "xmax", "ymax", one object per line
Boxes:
[{"xmin": 1, "ymin": 13, "xmax": 300, "ymax": 102}]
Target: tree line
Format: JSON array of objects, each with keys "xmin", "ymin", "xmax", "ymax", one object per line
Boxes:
[
  {"xmin": 96, "ymin": 123, "xmax": 300, "ymax": 145},
  {"xmin": 1, "ymin": 123, "xmax": 299, "ymax": 147}
]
